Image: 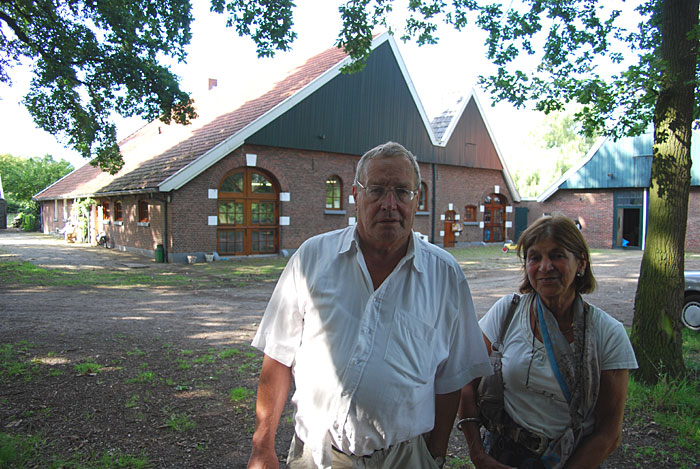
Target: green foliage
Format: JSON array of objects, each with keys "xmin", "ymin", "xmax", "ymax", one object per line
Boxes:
[
  {"xmin": 163, "ymin": 411, "xmax": 195, "ymax": 432},
  {"xmin": 127, "ymin": 371, "xmax": 156, "ymax": 384},
  {"xmin": 333, "ymin": 1, "xmax": 677, "ymax": 141},
  {"xmin": 1, "ymin": 0, "xmax": 197, "ymax": 174},
  {"xmin": 74, "ymin": 362, "xmax": 102, "ymax": 375},
  {"xmin": 210, "ymin": 0, "xmax": 297, "ymax": 58},
  {"xmin": 0, "ymin": 431, "xmax": 151, "ymax": 469},
  {"xmin": 0, "ymin": 432, "xmax": 44, "ymax": 468},
  {"xmin": 229, "ymin": 386, "xmax": 254, "ymax": 403},
  {"xmin": 0, "ymin": 154, "xmax": 73, "ymax": 212},
  {"xmin": 0, "ymin": 342, "xmax": 39, "ymax": 382},
  {"xmin": 625, "ymin": 330, "xmax": 700, "ymax": 462},
  {"xmin": 0, "ymin": 260, "xmax": 195, "ymax": 288},
  {"xmin": 511, "ymin": 105, "xmax": 599, "ymax": 197},
  {"xmin": 20, "ymin": 214, "xmax": 36, "ymax": 232}
]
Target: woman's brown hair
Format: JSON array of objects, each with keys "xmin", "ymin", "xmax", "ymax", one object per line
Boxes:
[{"xmin": 516, "ymin": 214, "xmax": 597, "ymax": 294}]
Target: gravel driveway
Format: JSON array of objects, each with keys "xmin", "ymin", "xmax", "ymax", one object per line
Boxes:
[
  {"xmin": 3, "ymin": 227, "xmax": 688, "ymax": 328},
  {"xmin": 1, "ymin": 228, "xmax": 697, "ymax": 468}
]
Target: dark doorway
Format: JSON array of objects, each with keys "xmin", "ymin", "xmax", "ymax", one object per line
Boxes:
[
  {"xmin": 620, "ymin": 208, "xmax": 641, "ymax": 248},
  {"xmin": 614, "ymin": 190, "xmax": 644, "ymax": 249}
]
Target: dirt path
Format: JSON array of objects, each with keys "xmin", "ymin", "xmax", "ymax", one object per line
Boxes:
[
  {"xmin": 1, "ymin": 228, "xmax": 670, "ymax": 330},
  {"xmin": 1, "ymin": 229, "xmax": 696, "ymax": 467}
]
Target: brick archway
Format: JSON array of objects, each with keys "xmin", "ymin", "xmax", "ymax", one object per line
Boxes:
[{"xmin": 216, "ymin": 168, "xmax": 280, "ymax": 255}]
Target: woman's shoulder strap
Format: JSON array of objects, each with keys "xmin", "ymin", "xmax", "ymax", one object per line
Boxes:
[{"xmin": 496, "ymin": 293, "xmax": 521, "ymax": 343}]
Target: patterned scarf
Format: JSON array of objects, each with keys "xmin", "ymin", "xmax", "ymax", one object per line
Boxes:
[{"xmin": 536, "ymin": 294, "xmax": 600, "ymax": 468}]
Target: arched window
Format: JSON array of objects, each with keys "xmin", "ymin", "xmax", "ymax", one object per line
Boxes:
[
  {"xmin": 114, "ymin": 201, "xmax": 123, "ymax": 222},
  {"xmin": 217, "ymin": 168, "xmax": 280, "ymax": 255},
  {"xmin": 418, "ymin": 182, "xmax": 428, "ymax": 211},
  {"xmin": 325, "ymin": 176, "xmax": 342, "ymax": 209}
]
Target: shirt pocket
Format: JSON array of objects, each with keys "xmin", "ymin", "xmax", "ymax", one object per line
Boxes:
[{"xmin": 384, "ymin": 310, "xmax": 436, "ymax": 385}]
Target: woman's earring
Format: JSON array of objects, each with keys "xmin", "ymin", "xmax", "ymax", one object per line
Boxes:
[{"xmin": 576, "ymin": 271, "xmax": 583, "ymax": 277}]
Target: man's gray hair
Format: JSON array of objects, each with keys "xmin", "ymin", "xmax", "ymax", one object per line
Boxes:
[{"xmin": 355, "ymin": 142, "xmax": 421, "ymax": 189}]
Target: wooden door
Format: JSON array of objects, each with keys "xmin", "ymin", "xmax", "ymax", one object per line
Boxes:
[
  {"xmin": 217, "ymin": 168, "xmax": 280, "ymax": 255},
  {"xmin": 444, "ymin": 209, "xmax": 456, "ymax": 247},
  {"xmin": 483, "ymin": 194, "xmax": 506, "ymax": 243}
]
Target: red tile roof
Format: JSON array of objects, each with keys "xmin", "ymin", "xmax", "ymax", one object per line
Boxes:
[{"xmin": 35, "ymin": 44, "xmax": 349, "ymax": 200}]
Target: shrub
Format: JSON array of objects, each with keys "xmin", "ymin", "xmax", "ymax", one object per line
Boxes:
[{"xmin": 21, "ymin": 214, "xmax": 36, "ymax": 231}]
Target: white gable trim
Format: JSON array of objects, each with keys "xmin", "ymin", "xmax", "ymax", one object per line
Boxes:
[
  {"xmin": 384, "ymin": 37, "xmax": 440, "ymax": 146},
  {"xmin": 470, "ymin": 90, "xmax": 521, "ymax": 203},
  {"xmin": 431, "ymin": 88, "xmax": 520, "ymax": 202},
  {"xmin": 536, "ymin": 136, "xmax": 608, "ymax": 202},
  {"xmin": 159, "ymin": 33, "xmax": 439, "ymax": 192}
]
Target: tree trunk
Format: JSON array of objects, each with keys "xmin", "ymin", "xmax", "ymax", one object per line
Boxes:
[{"xmin": 630, "ymin": 0, "xmax": 698, "ymax": 384}]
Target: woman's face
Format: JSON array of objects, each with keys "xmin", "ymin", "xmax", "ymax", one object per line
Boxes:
[{"xmin": 525, "ymin": 237, "xmax": 586, "ymax": 304}]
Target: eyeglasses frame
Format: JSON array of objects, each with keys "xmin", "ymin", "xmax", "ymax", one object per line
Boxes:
[{"xmin": 354, "ymin": 179, "xmax": 419, "ymax": 203}]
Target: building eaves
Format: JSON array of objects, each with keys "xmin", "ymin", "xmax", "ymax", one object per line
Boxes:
[
  {"xmin": 33, "ymin": 39, "xmax": 354, "ymax": 200},
  {"xmin": 536, "ymin": 136, "xmax": 608, "ymax": 203}
]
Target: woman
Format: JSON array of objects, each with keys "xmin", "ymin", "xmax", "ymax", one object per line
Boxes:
[{"xmin": 458, "ymin": 215, "xmax": 637, "ymax": 468}]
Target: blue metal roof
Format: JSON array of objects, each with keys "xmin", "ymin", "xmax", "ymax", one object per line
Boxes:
[{"xmin": 560, "ymin": 130, "xmax": 700, "ymax": 190}]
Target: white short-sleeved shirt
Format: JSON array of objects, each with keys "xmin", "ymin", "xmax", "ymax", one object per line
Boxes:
[
  {"xmin": 253, "ymin": 226, "xmax": 492, "ymax": 466},
  {"xmin": 479, "ymin": 293, "xmax": 638, "ymax": 439}
]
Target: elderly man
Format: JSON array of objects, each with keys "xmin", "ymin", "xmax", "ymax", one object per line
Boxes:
[{"xmin": 248, "ymin": 142, "xmax": 491, "ymax": 468}]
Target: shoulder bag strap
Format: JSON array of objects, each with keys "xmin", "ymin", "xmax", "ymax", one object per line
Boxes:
[{"xmin": 492, "ymin": 293, "xmax": 520, "ymax": 352}]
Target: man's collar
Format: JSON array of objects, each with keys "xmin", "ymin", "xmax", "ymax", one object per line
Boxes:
[
  {"xmin": 339, "ymin": 225, "xmax": 358, "ymax": 254},
  {"xmin": 341, "ymin": 225, "xmax": 426, "ymax": 274},
  {"xmin": 409, "ymin": 231, "xmax": 426, "ymax": 274}
]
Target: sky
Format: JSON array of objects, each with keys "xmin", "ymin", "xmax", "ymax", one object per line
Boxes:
[{"xmin": 0, "ymin": 0, "xmax": 563, "ymax": 172}]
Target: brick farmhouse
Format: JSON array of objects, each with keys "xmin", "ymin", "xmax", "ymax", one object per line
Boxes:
[{"xmin": 34, "ymin": 33, "xmax": 521, "ymax": 262}]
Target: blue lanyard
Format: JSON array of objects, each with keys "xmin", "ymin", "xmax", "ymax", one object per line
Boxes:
[{"xmin": 536, "ymin": 295, "xmax": 572, "ymax": 403}]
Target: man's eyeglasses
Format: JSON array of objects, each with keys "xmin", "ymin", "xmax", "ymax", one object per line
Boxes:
[{"xmin": 355, "ymin": 180, "xmax": 418, "ymax": 204}]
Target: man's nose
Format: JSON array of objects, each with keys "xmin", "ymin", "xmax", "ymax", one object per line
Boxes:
[{"xmin": 380, "ymin": 189, "xmax": 398, "ymax": 209}]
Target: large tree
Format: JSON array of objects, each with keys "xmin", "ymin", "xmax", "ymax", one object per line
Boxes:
[
  {"xmin": 2, "ymin": 0, "xmax": 697, "ymax": 382},
  {"xmin": 0, "ymin": 153, "xmax": 73, "ymax": 211},
  {"xmin": 331, "ymin": 0, "xmax": 698, "ymax": 383},
  {"xmin": 0, "ymin": 0, "xmax": 295, "ymax": 174}
]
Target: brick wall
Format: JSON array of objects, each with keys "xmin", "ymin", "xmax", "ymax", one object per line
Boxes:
[
  {"xmin": 516, "ymin": 190, "xmax": 614, "ymax": 249},
  {"xmin": 39, "ymin": 176, "xmax": 700, "ymax": 257},
  {"xmin": 518, "ymin": 188, "xmax": 700, "ymax": 252},
  {"xmin": 167, "ymin": 144, "xmax": 515, "ymax": 254},
  {"xmin": 41, "ymin": 199, "xmax": 74, "ymax": 235},
  {"xmin": 432, "ymin": 166, "xmax": 512, "ymax": 244},
  {"xmin": 39, "ymin": 145, "xmax": 516, "ymax": 258},
  {"xmin": 84, "ymin": 196, "xmax": 165, "ymax": 256}
]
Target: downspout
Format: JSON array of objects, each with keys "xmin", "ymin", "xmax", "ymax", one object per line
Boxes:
[
  {"xmin": 431, "ymin": 163, "xmax": 436, "ymax": 244},
  {"xmin": 164, "ymin": 194, "xmax": 169, "ymax": 263}
]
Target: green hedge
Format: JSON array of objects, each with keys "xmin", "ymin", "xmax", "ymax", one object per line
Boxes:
[{"xmin": 20, "ymin": 213, "xmax": 37, "ymax": 231}]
